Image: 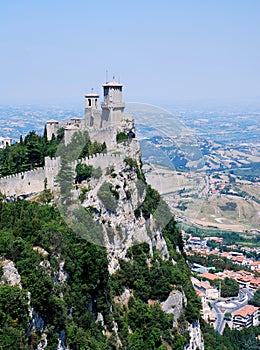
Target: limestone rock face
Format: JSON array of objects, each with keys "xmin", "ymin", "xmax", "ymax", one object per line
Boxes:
[
  {"xmin": 152, "ymin": 230, "xmax": 169, "ymax": 260},
  {"xmin": 36, "ymin": 334, "xmax": 47, "ymax": 350},
  {"xmin": 76, "ymin": 141, "xmax": 170, "ymax": 274},
  {"xmin": 161, "ymin": 290, "xmax": 184, "ymax": 326},
  {"xmin": 184, "ymin": 320, "xmax": 204, "ymax": 350},
  {"xmin": 54, "ymin": 255, "xmax": 68, "ymax": 284},
  {"xmin": 33, "ymin": 246, "xmax": 49, "ymax": 257},
  {"xmin": 114, "ymin": 288, "xmax": 133, "ymax": 306},
  {"xmin": 0, "ymin": 258, "xmax": 22, "ymax": 288}
]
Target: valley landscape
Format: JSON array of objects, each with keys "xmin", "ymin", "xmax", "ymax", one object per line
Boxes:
[{"xmin": 0, "ymin": 1, "xmax": 260, "ymax": 349}]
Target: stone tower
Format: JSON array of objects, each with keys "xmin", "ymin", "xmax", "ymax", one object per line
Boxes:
[
  {"xmin": 85, "ymin": 93, "xmax": 101, "ymax": 128},
  {"xmin": 101, "ymin": 81, "xmax": 125, "ymax": 128}
]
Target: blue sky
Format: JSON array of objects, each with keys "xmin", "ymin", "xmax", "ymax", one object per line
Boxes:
[{"xmin": 0, "ymin": 0, "xmax": 260, "ymax": 106}]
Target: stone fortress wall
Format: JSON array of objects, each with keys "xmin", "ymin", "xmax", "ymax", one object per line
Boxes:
[
  {"xmin": 0, "ymin": 168, "xmax": 45, "ymax": 197},
  {"xmin": 0, "ymin": 153, "xmax": 124, "ymax": 197}
]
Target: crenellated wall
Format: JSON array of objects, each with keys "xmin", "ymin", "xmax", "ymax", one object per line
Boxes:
[
  {"xmin": 74, "ymin": 153, "xmax": 124, "ymax": 169},
  {"xmin": 0, "ymin": 168, "xmax": 45, "ymax": 197},
  {"xmin": 0, "ymin": 153, "xmax": 125, "ymax": 197}
]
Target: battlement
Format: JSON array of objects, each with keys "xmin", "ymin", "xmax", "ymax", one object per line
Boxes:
[
  {"xmin": 0, "ymin": 152, "xmax": 125, "ymax": 197},
  {"xmin": 0, "ymin": 167, "xmax": 45, "ymax": 197}
]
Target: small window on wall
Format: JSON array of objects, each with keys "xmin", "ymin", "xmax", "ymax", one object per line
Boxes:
[
  {"xmin": 88, "ymin": 99, "xmax": 91, "ymax": 107},
  {"xmin": 95, "ymin": 99, "xmax": 97, "ymax": 107}
]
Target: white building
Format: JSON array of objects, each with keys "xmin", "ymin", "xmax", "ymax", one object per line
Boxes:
[
  {"xmin": 232, "ymin": 305, "xmax": 260, "ymax": 329},
  {"xmin": 0, "ymin": 136, "xmax": 12, "ymax": 149}
]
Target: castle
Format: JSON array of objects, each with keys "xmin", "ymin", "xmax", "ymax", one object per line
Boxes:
[
  {"xmin": 0, "ymin": 81, "xmax": 139, "ymax": 197},
  {"xmin": 46, "ymin": 81, "xmax": 135, "ymax": 150}
]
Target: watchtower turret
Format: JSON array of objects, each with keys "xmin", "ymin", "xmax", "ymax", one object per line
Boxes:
[
  {"xmin": 85, "ymin": 93, "xmax": 101, "ymax": 128},
  {"xmin": 101, "ymin": 81, "xmax": 125, "ymax": 127},
  {"xmin": 101, "ymin": 81, "xmax": 125, "ymax": 111},
  {"xmin": 85, "ymin": 93, "xmax": 100, "ymax": 110}
]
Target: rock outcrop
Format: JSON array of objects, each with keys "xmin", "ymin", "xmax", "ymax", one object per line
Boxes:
[
  {"xmin": 0, "ymin": 258, "xmax": 22, "ymax": 288},
  {"xmin": 185, "ymin": 320, "xmax": 204, "ymax": 350},
  {"xmin": 161, "ymin": 290, "xmax": 186, "ymax": 326}
]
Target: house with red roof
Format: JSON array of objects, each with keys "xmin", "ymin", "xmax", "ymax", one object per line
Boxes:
[
  {"xmin": 232, "ymin": 305, "xmax": 259, "ymax": 329},
  {"xmin": 199, "ymin": 272, "xmax": 219, "ymax": 282},
  {"xmin": 231, "ymin": 255, "xmax": 245, "ymax": 265},
  {"xmin": 249, "ymin": 277, "xmax": 260, "ymax": 291},
  {"xmin": 250, "ymin": 261, "xmax": 260, "ymax": 271}
]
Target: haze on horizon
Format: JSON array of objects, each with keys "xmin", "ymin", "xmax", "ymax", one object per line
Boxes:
[{"xmin": 0, "ymin": 0, "xmax": 260, "ymax": 108}]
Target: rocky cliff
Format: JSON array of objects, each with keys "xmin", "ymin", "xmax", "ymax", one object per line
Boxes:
[{"xmin": 0, "ymin": 128, "xmax": 204, "ymax": 349}]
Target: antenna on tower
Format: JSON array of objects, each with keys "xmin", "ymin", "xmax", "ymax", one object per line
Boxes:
[
  {"xmin": 113, "ymin": 74, "xmax": 115, "ymax": 81},
  {"xmin": 106, "ymin": 70, "xmax": 108, "ymax": 82},
  {"xmin": 91, "ymin": 87, "xmax": 94, "ymax": 93}
]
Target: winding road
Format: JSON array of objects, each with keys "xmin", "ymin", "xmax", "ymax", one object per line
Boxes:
[{"xmin": 210, "ymin": 288, "xmax": 254, "ymax": 334}]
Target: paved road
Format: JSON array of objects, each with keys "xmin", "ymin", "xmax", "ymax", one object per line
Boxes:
[{"xmin": 210, "ymin": 288, "xmax": 254, "ymax": 334}]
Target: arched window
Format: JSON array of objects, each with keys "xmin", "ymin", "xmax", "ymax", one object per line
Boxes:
[{"xmin": 88, "ymin": 99, "xmax": 91, "ymax": 107}]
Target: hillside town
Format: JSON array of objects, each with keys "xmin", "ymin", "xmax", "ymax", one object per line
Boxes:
[{"xmin": 185, "ymin": 233, "xmax": 260, "ymax": 334}]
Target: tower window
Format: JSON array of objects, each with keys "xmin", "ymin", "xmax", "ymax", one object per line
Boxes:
[
  {"xmin": 88, "ymin": 99, "xmax": 91, "ymax": 107},
  {"xmin": 95, "ymin": 99, "xmax": 97, "ymax": 107}
]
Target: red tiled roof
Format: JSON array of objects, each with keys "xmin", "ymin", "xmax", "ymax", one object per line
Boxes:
[
  {"xmin": 234, "ymin": 305, "xmax": 259, "ymax": 318},
  {"xmin": 199, "ymin": 272, "xmax": 218, "ymax": 281},
  {"xmin": 250, "ymin": 278, "xmax": 260, "ymax": 287},
  {"xmin": 221, "ymin": 252, "xmax": 230, "ymax": 258},
  {"xmin": 231, "ymin": 256, "xmax": 244, "ymax": 263},
  {"xmin": 195, "ymin": 288, "xmax": 206, "ymax": 297},
  {"xmin": 237, "ymin": 276, "xmax": 252, "ymax": 283}
]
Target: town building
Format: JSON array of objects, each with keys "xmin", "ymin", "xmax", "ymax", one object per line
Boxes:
[
  {"xmin": 195, "ymin": 289, "xmax": 216, "ymax": 326},
  {"xmin": 191, "ymin": 277, "xmax": 219, "ymax": 300},
  {"xmin": 187, "ymin": 237, "xmax": 207, "ymax": 248},
  {"xmin": 250, "ymin": 261, "xmax": 260, "ymax": 272},
  {"xmin": 0, "ymin": 136, "xmax": 12, "ymax": 149},
  {"xmin": 191, "ymin": 263, "xmax": 215, "ymax": 274},
  {"xmin": 232, "ymin": 305, "xmax": 260, "ymax": 329},
  {"xmin": 198, "ymin": 272, "xmax": 219, "ymax": 282}
]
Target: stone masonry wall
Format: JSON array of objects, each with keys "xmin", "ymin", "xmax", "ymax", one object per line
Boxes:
[
  {"xmin": 0, "ymin": 153, "xmax": 124, "ymax": 197},
  {"xmin": 0, "ymin": 168, "xmax": 45, "ymax": 197}
]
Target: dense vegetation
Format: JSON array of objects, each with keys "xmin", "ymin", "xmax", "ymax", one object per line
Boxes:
[
  {"xmin": 0, "ymin": 129, "xmax": 106, "ymax": 180},
  {"xmin": 212, "ymin": 278, "xmax": 239, "ymax": 298},
  {"xmin": 187, "ymin": 253, "xmax": 244, "ymax": 273},
  {"xmin": 202, "ymin": 321, "xmax": 260, "ymax": 350},
  {"xmin": 0, "ymin": 128, "xmax": 64, "ymax": 177},
  {"xmin": 75, "ymin": 163, "xmax": 102, "ymax": 184},
  {"xmin": 0, "ymin": 200, "xmax": 111, "ymax": 349},
  {"xmin": 248, "ymin": 289, "xmax": 260, "ymax": 307},
  {"xmin": 55, "ymin": 131, "xmax": 106, "ymax": 203},
  {"xmin": 0, "ymin": 197, "xmax": 202, "ymax": 349},
  {"xmin": 116, "ymin": 132, "xmax": 128, "ymax": 143}
]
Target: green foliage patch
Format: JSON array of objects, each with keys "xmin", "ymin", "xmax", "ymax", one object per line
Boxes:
[
  {"xmin": 116, "ymin": 132, "xmax": 128, "ymax": 143},
  {"xmin": 0, "ymin": 128, "xmax": 64, "ymax": 177}
]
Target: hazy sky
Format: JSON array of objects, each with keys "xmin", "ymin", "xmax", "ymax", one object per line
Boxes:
[{"xmin": 1, "ymin": 0, "xmax": 260, "ymax": 106}]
